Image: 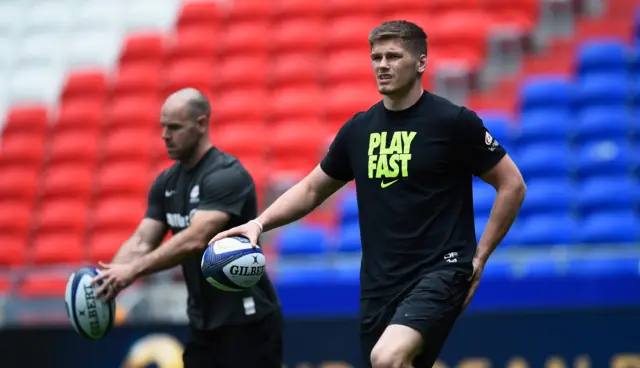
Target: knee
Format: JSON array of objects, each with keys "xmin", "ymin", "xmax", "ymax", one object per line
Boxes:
[{"xmin": 370, "ymin": 345, "xmax": 411, "ymax": 368}]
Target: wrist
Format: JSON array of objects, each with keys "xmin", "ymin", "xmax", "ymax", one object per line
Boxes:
[{"xmin": 250, "ymin": 219, "xmax": 264, "ymax": 232}]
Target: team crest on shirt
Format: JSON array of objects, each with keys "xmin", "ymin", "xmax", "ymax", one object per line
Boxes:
[
  {"xmin": 190, "ymin": 185, "xmax": 200, "ymax": 203},
  {"xmin": 485, "ymin": 131, "xmax": 499, "ymax": 152}
]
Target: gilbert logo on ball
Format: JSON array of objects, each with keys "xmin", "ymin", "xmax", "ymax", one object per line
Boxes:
[{"xmin": 201, "ymin": 236, "xmax": 266, "ymax": 292}]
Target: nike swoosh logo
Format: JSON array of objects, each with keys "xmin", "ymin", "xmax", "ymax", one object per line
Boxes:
[{"xmin": 380, "ymin": 179, "xmax": 399, "ymax": 188}]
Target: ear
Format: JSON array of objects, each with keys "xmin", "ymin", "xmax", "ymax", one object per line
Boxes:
[
  {"xmin": 196, "ymin": 115, "xmax": 209, "ymax": 133},
  {"xmin": 417, "ymin": 54, "xmax": 427, "ymax": 74}
]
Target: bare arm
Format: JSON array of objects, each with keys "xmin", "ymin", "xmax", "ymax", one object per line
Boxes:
[
  {"xmin": 476, "ymin": 155, "xmax": 526, "ymax": 262},
  {"xmin": 257, "ymin": 165, "xmax": 347, "ymax": 232},
  {"xmin": 111, "ymin": 219, "xmax": 169, "ymax": 264}
]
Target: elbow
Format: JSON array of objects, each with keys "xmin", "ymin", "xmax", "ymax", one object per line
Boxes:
[{"xmin": 511, "ymin": 177, "xmax": 527, "ymax": 204}]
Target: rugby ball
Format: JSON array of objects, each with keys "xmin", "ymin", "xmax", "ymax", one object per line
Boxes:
[
  {"xmin": 201, "ymin": 236, "xmax": 266, "ymax": 292},
  {"xmin": 64, "ymin": 266, "xmax": 115, "ymax": 340}
]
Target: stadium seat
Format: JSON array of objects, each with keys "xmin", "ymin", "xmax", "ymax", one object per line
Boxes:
[
  {"xmin": 519, "ymin": 77, "xmax": 572, "ymax": 112},
  {"xmin": 221, "ymin": 21, "xmax": 271, "ymax": 57},
  {"xmin": 273, "ymin": 18, "xmax": 324, "ymax": 52},
  {"xmin": 270, "ymin": 122, "xmax": 329, "ymax": 170},
  {"xmin": 483, "ymin": 0, "xmax": 539, "ymax": 33},
  {"xmin": 214, "ymin": 126, "xmax": 267, "ymax": 159},
  {"xmin": 40, "ymin": 165, "xmax": 94, "ymax": 202},
  {"xmin": 577, "ymin": 177, "xmax": 639, "ymax": 214},
  {"xmin": 573, "ymin": 75, "xmax": 631, "ymax": 109},
  {"xmin": 337, "ymin": 224, "xmax": 361, "ymax": 253},
  {"xmin": 478, "ymin": 111, "xmax": 509, "ymax": 145},
  {"xmin": 0, "ymin": 133, "xmax": 46, "ymax": 170},
  {"xmin": 227, "ymin": 0, "xmax": 272, "ymax": 22},
  {"xmin": 123, "ymin": 0, "xmax": 181, "ymax": 33},
  {"xmin": 271, "ymin": 53, "xmax": 319, "ymax": 89},
  {"xmin": 15, "ymin": 31, "xmax": 65, "ymax": 70},
  {"xmin": 338, "ymin": 191, "xmax": 359, "ymax": 228},
  {"xmin": 274, "ymin": 0, "xmax": 324, "ymax": 19},
  {"xmin": 519, "ymin": 178, "xmax": 575, "ymax": 217},
  {"xmin": 576, "ymin": 140, "xmax": 633, "ymax": 178},
  {"xmin": 25, "ymin": 1, "xmax": 73, "ymax": 34},
  {"xmin": 60, "ymin": 69, "xmax": 109, "ymax": 103},
  {"xmin": 572, "ymin": 106, "xmax": 633, "ymax": 144},
  {"xmin": 270, "ymin": 87, "xmax": 324, "ymax": 120},
  {"xmin": 516, "ymin": 144, "xmax": 574, "ymax": 179},
  {"xmin": 277, "ymin": 224, "xmax": 330, "ymax": 255},
  {"xmin": 513, "ymin": 109, "xmax": 571, "ymax": 145},
  {"xmin": 218, "ymin": 55, "xmax": 269, "ymax": 91},
  {"xmin": 113, "ymin": 62, "xmax": 163, "ymax": 98},
  {"xmin": 176, "ymin": 0, "xmax": 220, "ymax": 29},
  {"xmin": 101, "ymin": 128, "xmax": 155, "ymax": 165},
  {"xmin": 576, "ymin": 39, "xmax": 630, "ymax": 76},
  {"xmin": 18, "ymin": 273, "xmax": 68, "ymax": 298},
  {"xmin": 31, "ymin": 234, "xmax": 84, "ymax": 265},
  {"xmin": 91, "ymin": 198, "xmax": 146, "ymax": 234},
  {"xmin": 0, "ymin": 234, "xmax": 26, "ymax": 266},
  {"xmin": 482, "ymin": 259, "xmax": 514, "ymax": 279},
  {"xmin": 96, "ymin": 162, "xmax": 152, "ymax": 200},
  {"xmin": 213, "ymin": 89, "xmax": 268, "ymax": 124},
  {"xmin": 325, "ymin": 0, "xmax": 379, "ymax": 16},
  {"xmin": 579, "ymin": 210, "xmax": 640, "ymax": 244},
  {"xmin": 520, "ymin": 257, "xmax": 560, "ymax": 277},
  {"xmin": 427, "ymin": 12, "xmax": 490, "ymax": 71},
  {"xmin": 88, "ymin": 231, "xmax": 133, "ymax": 263},
  {"xmin": 65, "ymin": 30, "xmax": 123, "ymax": 69},
  {"xmin": 473, "ymin": 182, "xmax": 495, "ymax": 217},
  {"xmin": 324, "ymin": 85, "xmax": 381, "ymax": 131},
  {"xmin": 2, "ymin": 104, "xmax": 49, "ymax": 136},
  {"xmin": 0, "ymin": 202, "xmax": 32, "ymax": 244},
  {"xmin": 34, "ymin": 199, "xmax": 89, "ymax": 239},
  {"xmin": 6, "ymin": 66, "xmax": 62, "ymax": 105},
  {"xmin": 324, "ymin": 51, "xmax": 376, "ymax": 86},
  {"xmin": 119, "ymin": 32, "xmax": 165, "ymax": 65},
  {"xmin": 517, "ymin": 214, "xmax": 580, "ymax": 245},
  {"xmin": 48, "ymin": 130, "xmax": 100, "ymax": 167},
  {"xmin": 165, "ymin": 26, "xmax": 218, "ymax": 64},
  {"xmin": 54, "ymin": 99, "xmax": 104, "ymax": 134},
  {"xmin": 566, "ymin": 258, "xmax": 640, "ymax": 277},
  {"xmin": 164, "ymin": 59, "xmax": 214, "ymax": 96},
  {"xmin": 325, "ymin": 15, "xmax": 380, "ymax": 51},
  {"xmin": 107, "ymin": 96, "xmax": 160, "ymax": 132},
  {"xmin": 0, "ymin": 168, "xmax": 39, "ymax": 205}
]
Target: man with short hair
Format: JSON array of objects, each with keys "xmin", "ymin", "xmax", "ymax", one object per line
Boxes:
[
  {"xmin": 92, "ymin": 88, "xmax": 283, "ymax": 368},
  {"xmin": 213, "ymin": 21, "xmax": 526, "ymax": 368}
]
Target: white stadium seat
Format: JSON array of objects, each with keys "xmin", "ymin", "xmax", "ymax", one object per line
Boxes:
[
  {"xmin": 16, "ymin": 32, "xmax": 67, "ymax": 71},
  {"xmin": 25, "ymin": 1, "xmax": 73, "ymax": 34},
  {"xmin": 124, "ymin": 0, "xmax": 181, "ymax": 32},
  {"xmin": 6, "ymin": 67, "xmax": 63, "ymax": 105},
  {"xmin": 0, "ymin": 37, "xmax": 16, "ymax": 74},
  {"xmin": 65, "ymin": 30, "xmax": 124, "ymax": 69},
  {"xmin": 0, "ymin": 2, "xmax": 24, "ymax": 37},
  {"xmin": 73, "ymin": 0, "xmax": 126, "ymax": 33}
]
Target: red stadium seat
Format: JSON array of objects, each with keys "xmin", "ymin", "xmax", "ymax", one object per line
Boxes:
[
  {"xmin": 216, "ymin": 55, "xmax": 269, "ymax": 91},
  {"xmin": 2, "ymin": 105, "xmax": 49, "ymax": 136},
  {"xmin": 324, "ymin": 85, "xmax": 381, "ymax": 131},
  {"xmin": 96, "ymin": 162, "xmax": 151, "ymax": 200},
  {"xmin": 164, "ymin": 59, "xmax": 214, "ymax": 96},
  {"xmin": 427, "ymin": 12, "xmax": 490, "ymax": 71},
  {"xmin": 35, "ymin": 199, "xmax": 89, "ymax": 238},
  {"xmin": 325, "ymin": 0, "xmax": 380, "ymax": 16},
  {"xmin": 482, "ymin": 0, "xmax": 538, "ymax": 33},
  {"xmin": 426, "ymin": 0, "xmax": 482, "ymax": 15},
  {"xmin": 213, "ymin": 89, "xmax": 268, "ymax": 124},
  {"xmin": 271, "ymin": 52, "xmax": 319, "ymax": 88},
  {"xmin": 31, "ymin": 234, "xmax": 84, "ymax": 265},
  {"xmin": 176, "ymin": 1, "xmax": 221, "ymax": 29},
  {"xmin": 0, "ymin": 168, "xmax": 39, "ymax": 205},
  {"xmin": 113, "ymin": 62, "xmax": 163, "ymax": 98},
  {"xmin": 40, "ymin": 165, "xmax": 94, "ymax": 202},
  {"xmin": 227, "ymin": 0, "xmax": 272, "ymax": 22},
  {"xmin": 271, "ymin": 122, "xmax": 330, "ymax": 162},
  {"xmin": 325, "ymin": 16, "xmax": 381, "ymax": 50},
  {"xmin": 221, "ymin": 21, "xmax": 271, "ymax": 57},
  {"xmin": 106, "ymin": 96, "xmax": 160, "ymax": 132},
  {"xmin": 274, "ymin": 0, "xmax": 324, "ymax": 19},
  {"xmin": 119, "ymin": 32, "xmax": 165, "ymax": 65},
  {"xmin": 0, "ymin": 203, "xmax": 32, "ymax": 244},
  {"xmin": 60, "ymin": 69, "xmax": 109, "ymax": 103},
  {"xmin": 214, "ymin": 126, "xmax": 267, "ymax": 158},
  {"xmin": 18, "ymin": 273, "xmax": 68, "ymax": 298},
  {"xmin": 101, "ymin": 128, "xmax": 155, "ymax": 165},
  {"xmin": 0, "ymin": 235, "xmax": 27, "ymax": 266},
  {"xmin": 88, "ymin": 231, "xmax": 133, "ymax": 264},
  {"xmin": 324, "ymin": 50, "xmax": 375, "ymax": 85},
  {"xmin": 54, "ymin": 99, "xmax": 104, "ymax": 134},
  {"xmin": 382, "ymin": 0, "xmax": 429, "ymax": 13},
  {"xmin": 48, "ymin": 130, "xmax": 100, "ymax": 167},
  {"xmin": 91, "ymin": 198, "xmax": 146, "ymax": 234},
  {"xmin": 273, "ymin": 18, "xmax": 325, "ymax": 52},
  {"xmin": 0, "ymin": 133, "xmax": 46, "ymax": 170},
  {"xmin": 270, "ymin": 87, "xmax": 324, "ymax": 121},
  {"xmin": 165, "ymin": 26, "xmax": 219, "ymax": 64}
]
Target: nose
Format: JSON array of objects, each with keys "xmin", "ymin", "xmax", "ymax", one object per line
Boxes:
[{"xmin": 378, "ymin": 57, "xmax": 390, "ymax": 71}]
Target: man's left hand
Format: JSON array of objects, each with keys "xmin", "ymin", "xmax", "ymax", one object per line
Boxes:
[
  {"xmin": 462, "ymin": 257, "xmax": 486, "ymax": 311},
  {"xmin": 91, "ymin": 261, "xmax": 138, "ymax": 301}
]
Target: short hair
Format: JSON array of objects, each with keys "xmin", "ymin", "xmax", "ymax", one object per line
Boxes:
[
  {"xmin": 186, "ymin": 91, "xmax": 211, "ymax": 121},
  {"xmin": 368, "ymin": 20, "xmax": 428, "ymax": 57}
]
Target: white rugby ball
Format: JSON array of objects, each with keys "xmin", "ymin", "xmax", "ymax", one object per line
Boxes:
[
  {"xmin": 64, "ymin": 266, "xmax": 115, "ymax": 340},
  {"xmin": 201, "ymin": 236, "xmax": 266, "ymax": 292}
]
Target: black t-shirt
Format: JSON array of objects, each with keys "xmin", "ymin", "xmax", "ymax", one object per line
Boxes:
[
  {"xmin": 320, "ymin": 91, "xmax": 507, "ymax": 298},
  {"xmin": 145, "ymin": 147, "xmax": 280, "ymax": 330}
]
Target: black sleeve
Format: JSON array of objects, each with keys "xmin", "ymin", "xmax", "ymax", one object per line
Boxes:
[
  {"xmin": 455, "ymin": 107, "xmax": 507, "ymax": 176},
  {"xmin": 320, "ymin": 117, "xmax": 356, "ymax": 181},
  {"xmin": 144, "ymin": 174, "xmax": 166, "ymax": 222},
  {"xmin": 198, "ymin": 167, "xmax": 251, "ymax": 217}
]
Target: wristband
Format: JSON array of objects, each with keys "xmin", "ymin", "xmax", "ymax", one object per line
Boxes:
[{"xmin": 250, "ymin": 219, "xmax": 264, "ymax": 232}]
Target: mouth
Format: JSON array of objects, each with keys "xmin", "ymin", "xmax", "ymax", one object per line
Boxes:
[{"xmin": 378, "ymin": 74, "xmax": 392, "ymax": 84}]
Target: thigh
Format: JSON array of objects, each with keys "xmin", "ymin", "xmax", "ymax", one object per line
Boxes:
[
  {"xmin": 390, "ymin": 268, "xmax": 471, "ymax": 367},
  {"xmin": 216, "ymin": 311, "xmax": 284, "ymax": 368},
  {"xmin": 359, "ymin": 297, "xmax": 397, "ymax": 368},
  {"xmin": 183, "ymin": 328, "xmax": 216, "ymax": 368}
]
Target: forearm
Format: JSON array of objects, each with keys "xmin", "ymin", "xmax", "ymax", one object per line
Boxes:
[
  {"xmin": 111, "ymin": 235, "xmax": 154, "ymax": 264},
  {"xmin": 476, "ymin": 184, "xmax": 526, "ymax": 261},
  {"xmin": 257, "ymin": 180, "xmax": 325, "ymax": 232},
  {"xmin": 132, "ymin": 231, "xmax": 203, "ymax": 277}
]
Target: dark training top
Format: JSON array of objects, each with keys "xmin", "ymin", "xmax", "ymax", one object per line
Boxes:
[
  {"xmin": 145, "ymin": 147, "xmax": 280, "ymax": 330},
  {"xmin": 321, "ymin": 91, "xmax": 507, "ymax": 299}
]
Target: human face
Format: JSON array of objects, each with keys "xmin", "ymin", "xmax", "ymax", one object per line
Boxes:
[
  {"xmin": 371, "ymin": 38, "xmax": 424, "ymax": 95},
  {"xmin": 160, "ymin": 105, "xmax": 201, "ymax": 161}
]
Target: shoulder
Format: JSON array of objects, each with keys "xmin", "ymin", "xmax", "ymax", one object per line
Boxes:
[
  {"xmin": 336, "ymin": 100, "xmax": 383, "ymax": 133},
  {"xmin": 152, "ymin": 163, "xmax": 179, "ymax": 187},
  {"xmin": 423, "ymin": 91, "xmax": 470, "ymax": 122},
  {"xmin": 202, "ymin": 150, "xmax": 254, "ymax": 188}
]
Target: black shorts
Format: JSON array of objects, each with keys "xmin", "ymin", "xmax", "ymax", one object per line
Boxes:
[
  {"xmin": 183, "ymin": 310, "xmax": 284, "ymax": 368},
  {"xmin": 360, "ymin": 268, "xmax": 471, "ymax": 368}
]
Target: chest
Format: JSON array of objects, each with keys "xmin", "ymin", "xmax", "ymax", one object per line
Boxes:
[{"xmin": 164, "ymin": 172, "xmax": 203, "ymax": 229}]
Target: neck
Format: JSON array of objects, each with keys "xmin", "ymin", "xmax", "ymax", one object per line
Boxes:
[
  {"xmin": 382, "ymin": 81, "xmax": 423, "ymax": 111},
  {"xmin": 181, "ymin": 139, "xmax": 212, "ymax": 169}
]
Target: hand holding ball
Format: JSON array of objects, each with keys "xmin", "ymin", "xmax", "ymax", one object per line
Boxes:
[{"xmin": 201, "ymin": 236, "xmax": 266, "ymax": 292}]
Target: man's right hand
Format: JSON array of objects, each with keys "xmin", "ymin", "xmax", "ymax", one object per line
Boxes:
[{"xmin": 210, "ymin": 220, "xmax": 263, "ymax": 248}]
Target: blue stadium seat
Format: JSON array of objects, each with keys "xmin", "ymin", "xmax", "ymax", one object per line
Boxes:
[
  {"xmin": 338, "ymin": 191, "xmax": 358, "ymax": 228},
  {"xmin": 576, "ymin": 140, "xmax": 633, "ymax": 177},
  {"xmin": 474, "ymin": 215, "xmax": 489, "ymax": 244},
  {"xmin": 512, "ymin": 109, "xmax": 571, "ymax": 145},
  {"xmin": 578, "ymin": 210, "xmax": 640, "ymax": 244},
  {"xmin": 517, "ymin": 144, "xmax": 574, "ymax": 179},
  {"xmin": 519, "ymin": 76, "xmax": 572, "ymax": 112},
  {"xmin": 275, "ymin": 263, "xmax": 333, "ymax": 285},
  {"xmin": 337, "ymin": 224, "xmax": 361, "ymax": 253},
  {"xmin": 576, "ymin": 39, "xmax": 630, "ymax": 76},
  {"xmin": 572, "ymin": 106, "xmax": 633, "ymax": 144},
  {"xmin": 573, "ymin": 75, "xmax": 630, "ymax": 109},
  {"xmin": 519, "ymin": 178, "xmax": 575, "ymax": 217},
  {"xmin": 517, "ymin": 214, "xmax": 580, "ymax": 245},
  {"xmin": 277, "ymin": 224, "xmax": 330, "ymax": 255},
  {"xmin": 482, "ymin": 259, "xmax": 513, "ymax": 279},
  {"xmin": 478, "ymin": 111, "xmax": 509, "ymax": 146},
  {"xmin": 475, "ymin": 215, "xmax": 521, "ymax": 247},
  {"xmin": 566, "ymin": 258, "xmax": 640, "ymax": 277},
  {"xmin": 473, "ymin": 182, "xmax": 495, "ymax": 217},
  {"xmin": 521, "ymin": 257, "xmax": 561, "ymax": 277},
  {"xmin": 576, "ymin": 176, "xmax": 639, "ymax": 214}
]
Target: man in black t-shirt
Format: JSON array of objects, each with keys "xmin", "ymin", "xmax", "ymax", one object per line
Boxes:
[
  {"xmin": 213, "ymin": 21, "xmax": 526, "ymax": 368},
  {"xmin": 91, "ymin": 88, "xmax": 283, "ymax": 368}
]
